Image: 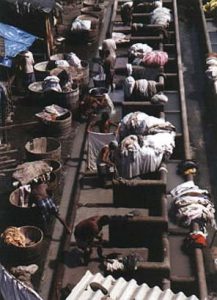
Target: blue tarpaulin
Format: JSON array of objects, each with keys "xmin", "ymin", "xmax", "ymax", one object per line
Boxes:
[{"xmin": 0, "ymin": 22, "xmax": 37, "ymax": 67}]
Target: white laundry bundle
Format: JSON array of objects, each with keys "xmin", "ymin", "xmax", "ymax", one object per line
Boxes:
[
  {"xmin": 71, "ymin": 18, "xmax": 91, "ymax": 31},
  {"xmin": 206, "ymin": 56, "xmax": 217, "ymax": 80},
  {"xmin": 118, "ymin": 111, "xmax": 174, "ymax": 140},
  {"xmin": 55, "ymin": 60, "xmax": 70, "ymax": 68},
  {"xmin": 42, "ymin": 76, "xmax": 62, "ymax": 92},
  {"xmin": 170, "ymin": 181, "xmax": 216, "ymax": 228},
  {"xmin": 129, "ymin": 43, "xmax": 153, "ymax": 58},
  {"xmin": 150, "ymin": 7, "xmax": 172, "ymax": 27},
  {"xmin": 65, "ymin": 52, "xmax": 81, "ymax": 68}
]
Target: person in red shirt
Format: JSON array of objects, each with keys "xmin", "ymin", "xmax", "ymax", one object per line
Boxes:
[{"xmin": 74, "ymin": 215, "xmax": 110, "ymax": 264}]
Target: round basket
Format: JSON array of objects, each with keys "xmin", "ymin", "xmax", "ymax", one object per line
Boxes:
[
  {"xmin": 1, "ymin": 226, "xmax": 44, "ymax": 266},
  {"xmin": 25, "ymin": 137, "xmax": 61, "ymax": 161}
]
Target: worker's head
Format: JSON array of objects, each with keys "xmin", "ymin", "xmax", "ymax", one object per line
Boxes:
[
  {"xmin": 156, "ymin": 82, "xmax": 164, "ymax": 92},
  {"xmin": 98, "ymin": 215, "xmax": 110, "ymax": 226},
  {"xmin": 109, "ymin": 140, "xmax": 118, "ymax": 150},
  {"xmin": 101, "ymin": 111, "xmax": 110, "ymax": 121}
]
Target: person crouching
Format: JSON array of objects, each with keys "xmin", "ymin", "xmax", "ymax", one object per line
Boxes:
[{"xmin": 74, "ymin": 215, "xmax": 110, "ymax": 265}]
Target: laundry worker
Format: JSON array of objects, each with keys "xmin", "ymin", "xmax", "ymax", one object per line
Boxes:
[
  {"xmin": 88, "ymin": 112, "xmax": 118, "ymax": 133},
  {"xmin": 101, "ymin": 35, "xmax": 117, "ymax": 61},
  {"xmin": 29, "ymin": 181, "xmax": 71, "ymax": 235},
  {"xmin": 74, "ymin": 215, "xmax": 110, "ymax": 264},
  {"xmin": 97, "ymin": 140, "xmax": 120, "ymax": 186},
  {"xmin": 19, "ymin": 50, "xmax": 36, "ymax": 90},
  {"xmin": 120, "ymin": 1, "xmax": 133, "ymax": 25},
  {"xmin": 102, "ymin": 49, "xmax": 116, "ymax": 92}
]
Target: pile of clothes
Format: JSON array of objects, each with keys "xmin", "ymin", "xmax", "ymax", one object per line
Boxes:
[
  {"xmin": 123, "ymin": 76, "xmax": 168, "ymax": 103},
  {"xmin": 170, "ymin": 180, "xmax": 216, "ymax": 229},
  {"xmin": 150, "ymin": 6, "xmax": 172, "ymax": 27},
  {"xmin": 129, "ymin": 43, "xmax": 168, "ymax": 67},
  {"xmin": 118, "ymin": 112, "xmax": 176, "ymax": 178},
  {"xmin": 1, "ymin": 227, "xmax": 32, "ymax": 247},
  {"xmin": 105, "ymin": 253, "xmax": 143, "ymax": 273},
  {"xmin": 35, "ymin": 104, "xmax": 69, "ymax": 122},
  {"xmin": 65, "ymin": 52, "xmax": 82, "ymax": 68},
  {"xmin": 203, "ymin": 0, "xmax": 217, "ymax": 14},
  {"xmin": 42, "ymin": 75, "xmax": 62, "ymax": 93},
  {"xmin": 71, "ymin": 18, "xmax": 91, "ymax": 31}
]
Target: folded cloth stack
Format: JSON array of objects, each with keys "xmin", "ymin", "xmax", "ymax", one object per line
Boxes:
[{"xmin": 170, "ymin": 180, "xmax": 216, "ymax": 228}]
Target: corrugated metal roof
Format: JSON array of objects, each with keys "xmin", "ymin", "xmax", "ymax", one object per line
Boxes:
[{"xmin": 66, "ymin": 270, "xmax": 199, "ymax": 300}]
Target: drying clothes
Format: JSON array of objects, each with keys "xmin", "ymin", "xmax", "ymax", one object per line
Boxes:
[
  {"xmin": 42, "ymin": 76, "xmax": 62, "ymax": 92},
  {"xmin": 87, "ymin": 131, "xmax": 117, "ymax": 171},
  {"xmin": 203, "ymin": 0, "xmax": 217, "ymax": 14},
  {"xmin": 65, "ymin": 52, "xmax": 81, "ymax": 68},
  {"xmin": 129, "ymin": 43, "xmax": 153, "ymax": 60},
  {"xmin": 170, "ymin": 181, "xmax": 216, "ymax": 228},
  {"xmin": 0, "ymin": 264, "xmax": 43, "ymax": 300},
  {"xmin": 118, "ymin": 111, "xmax": 174, "ymax": 140},
  {"xmin": 71, "ymin": 18, "xmax": 91, "ymax": 31},
  {"xmin": 142, "ymin": 50, "xmax": 168, "ymax": 67},
  {"xmin": 150, "ymin": 7, "xmax": 172, "ymax": 27}
]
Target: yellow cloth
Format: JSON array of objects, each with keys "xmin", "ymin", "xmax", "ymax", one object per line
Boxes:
[{"xmin": 203, "ymin": 0, "xmax": 217, "ymax": 13}]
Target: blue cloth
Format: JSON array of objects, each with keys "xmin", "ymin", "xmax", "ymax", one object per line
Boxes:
[
  {"xmin": 0, "ymin": 22, "xmax": 37, "ymax": 67},
  {"xmin": 35, "ymin": 198, "xmax": 58, "ymax": 224}
]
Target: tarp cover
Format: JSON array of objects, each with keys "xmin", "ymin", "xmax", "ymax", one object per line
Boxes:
[
  {"xmin": 2, "ymin": 0, "xmax": 55, "ymax": 14},
  {"xmin": 0, "ymin": 264, "xmax": 43, "ymax": 300},
  {"xmin": 0, "ymin": 22, "xmax": 37, "ymax": 67},
  {"xmin": 12, "ymin": 161, "xmax": 52, "ymax": 185}
]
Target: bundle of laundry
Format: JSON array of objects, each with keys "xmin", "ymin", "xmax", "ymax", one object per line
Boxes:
[
  {"xmin": 142, "ymin": 50, "xmax": 168, "ymax": 67},
  {"xmin": 203, "ymin": 0, "xmax": 217, "ymax": 14},
  {"xmin": 123, "ymin": 76, "xmax": 168, "ymax": 103},
  {"xmin": 35, "ymin": 104, "xmax": 69, "ymax": 122},
  {"xmin": 118, "ymin": 111, "xmax": 175, "ymax": 140},
  {"xmin": 71, "ymin": 18, "xmax": 91, "ymax": 31},
  {"xmin": 42, "ymin": 75, "xmax": 62, "ymax": 92},
  {"xmin": 150, "ymin": 7, "xmax": 172, "ymax": 27},
  {"xmin": 106, "ymin": 252, "xmax": 143, "ymax": 272},
  {"xmin": 205, "ymin": 55, "xmax": 217, "ymax": 81},
  {"xmin": 170, "ymin": 181, "xmax": 216, "ymax": 228},
  {"xmin": 120, "ymin": 129, "xmax": 175, "ymax": 178},
  {"xmin": 65, "ymin": 52, "xmax": 81, "ymax": 68},
  {"xmin": 129, "ymin": 43, "xmax": 153, "ymax": 61}
]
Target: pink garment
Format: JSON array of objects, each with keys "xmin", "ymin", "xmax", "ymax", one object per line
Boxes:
[{"xmin": 142, "ymin": 51, "xmax": 168, "ymax": 67}]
